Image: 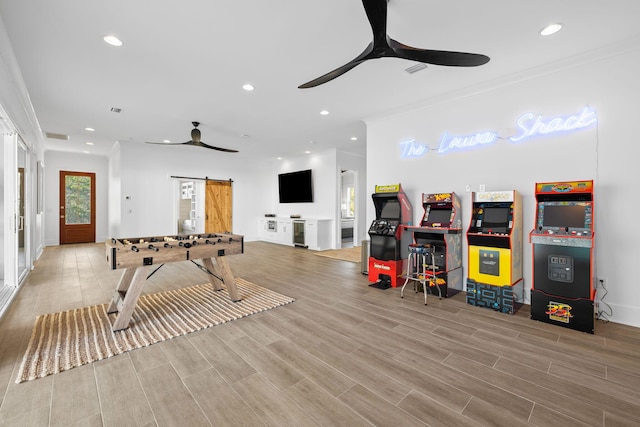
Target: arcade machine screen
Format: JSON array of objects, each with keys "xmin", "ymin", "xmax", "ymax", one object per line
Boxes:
[
  {"xmin": 542, "ymin": 204, "xmax": 586, "ymax": 229},
  {"xmin": 481, "ymin": 207, "xmax": 510, "ymax": 233},
  {"xmin": 380, "ymin": 200, "xmax": 400, "ymax": 219},
  {"xmin": 425, "ymin": 208, "xmax": 452, "ymax": 226}
]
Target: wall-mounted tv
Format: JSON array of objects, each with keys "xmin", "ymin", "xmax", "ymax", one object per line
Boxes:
[{"xmin": 278, "ymin": 169, "xmax": 314, "ymax": 203}]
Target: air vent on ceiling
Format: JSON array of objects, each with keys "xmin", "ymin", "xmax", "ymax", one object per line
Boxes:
[
  {"xmin": 404, "ymin": 63, "xmax": 428, "ymax": 74},
  {"xmin": 44, "ymin": 132, "xmax": 70, "ymax": 140},
  {"xmin": 110, "ymin": 107, "xmax": 123, "ymax": 113}
]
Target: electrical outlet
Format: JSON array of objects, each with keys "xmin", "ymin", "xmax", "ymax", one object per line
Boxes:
[
  {"xmin": 479, "ymin": 184, "xmax": 486, "ymax": 192},
  {"xmin": 465, "ymin": 185, "xmax": 471, "ymax": 192},
  {"xmin": 597, "ymin": 277, "xmax": 607, "ymax": 289}
]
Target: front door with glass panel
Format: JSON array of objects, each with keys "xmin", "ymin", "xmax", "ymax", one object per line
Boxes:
[{"xmin": 59, "ymin": 171, "xmax": 96, "ymax": 244}]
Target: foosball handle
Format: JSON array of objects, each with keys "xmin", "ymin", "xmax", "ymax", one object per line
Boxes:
[{"xmin": 131, "ymin": 245, "xmax": 139, "ymax": 252}]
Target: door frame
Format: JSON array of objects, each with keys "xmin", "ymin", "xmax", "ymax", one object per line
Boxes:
[
  {"xmin": 3, "ymin": 133, "xmax": 30, "ymax": 287},
  {"xmin": 59, "ymin": 170, "xmax": 96, "ymax": 244}
]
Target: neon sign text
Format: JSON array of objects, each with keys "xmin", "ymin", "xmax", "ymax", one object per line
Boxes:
[
  {"xmin": 438, "ymin": 131, "xmax": 498, "ymax": 153},
  {"xmin": 399, "ymin": 139, "xmax": 429, "ymax": 158},
  {"xmin": 399, "ymin": 106, "xmax": 598, "ymax": 158},
  {"xmin": 510, "ymin": 106, "xmax": 597, "ymax": 143}
]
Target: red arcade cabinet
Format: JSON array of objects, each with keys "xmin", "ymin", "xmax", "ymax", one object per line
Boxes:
[
  {"xmin": 529, "ymin": 180, "xmax": 595, "ymax": 333},
  {"xmin": 368, "ymin": 184, "xmax": 413, "ymax": 288}
]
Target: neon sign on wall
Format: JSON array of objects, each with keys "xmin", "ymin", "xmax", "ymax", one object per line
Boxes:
[{"xmin": 399, "ymin": 106, "xmax": 598, "ymax": 158}]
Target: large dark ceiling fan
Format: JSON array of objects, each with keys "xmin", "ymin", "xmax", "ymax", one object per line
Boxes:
[
  {"xmin": 145, "ymin": 122, "xmax": 238, "ymax": 153},
  {"xmin": 298, "ymin": 0, "xmax": 490, "ymax": 89}
]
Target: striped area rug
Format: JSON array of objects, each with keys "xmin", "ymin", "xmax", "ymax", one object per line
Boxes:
[{"xmin": 15, "ymin": 278, "xmax": 294, "ymax": 383}]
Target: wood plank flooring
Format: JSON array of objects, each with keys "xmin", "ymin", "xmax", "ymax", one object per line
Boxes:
[{"xmin": 0, "ymin": 241, "xmax": 639, "ymax": 426}]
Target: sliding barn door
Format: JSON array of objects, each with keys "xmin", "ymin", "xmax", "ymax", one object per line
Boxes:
[{"xmin": 205, "ymin": 180, "xmax": 232, "ymax": 233}]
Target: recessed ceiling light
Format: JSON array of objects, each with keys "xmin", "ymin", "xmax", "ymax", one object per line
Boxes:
[
  {"xmin": 85, "ymin": 142, "xmax": 94, "ymax": 145},
  {"xmin": 277, "ymin": 157, "xmax": 283, "ymax": 160},
  {"xmin": 103, "ymin": 35, "xmax": 123, "ymax": 47},
  {"xmin": 242, "ymin": 83, "xmax": 255, "ymax": 91},
  {"xmin": 83, "ymin": 150, "xmax": 90, "ymax": 154},
  {"xmin": 350, "ymin": 136, "xmax": 358, "ymax": 141},
  {"xmin": 540, "ymin": 23, "xmax": 562, "ymax": 36},
  {"xmin": 305, "ymin": 150, "xmax": 311, "ymax": 154},
  {"xmin": 163, "ymin": 139, "xmax": 171, "ymax": 143},
  {"xmin": 320, "ymin": 110, "xmax": 329, "ymax": 115},
  {"xmin": 85, "ymin": 127, "xmax": 95, "ymax": 132}
]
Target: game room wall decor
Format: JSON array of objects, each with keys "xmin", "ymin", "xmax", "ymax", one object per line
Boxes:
[{"xmin": 399, "ymin": 105, "xmax": 598, "ymax": 158}]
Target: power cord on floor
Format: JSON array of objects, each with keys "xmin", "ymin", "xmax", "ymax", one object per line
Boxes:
[{"xmin": 595, "ymin": 278, "xmax": 612, "ymax": 323}]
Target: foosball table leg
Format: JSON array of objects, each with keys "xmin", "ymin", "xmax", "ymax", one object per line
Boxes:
[
  {"xmin": 201, "ymin": 257, "xmax": 224, "ymax": 291},
  {"xmin": 212, "ymin": 256, "xmax": 241, "ymax": 302},
  {"xmin": 108, "ymin": 265, "xmax": 152, "ymax": 331}
]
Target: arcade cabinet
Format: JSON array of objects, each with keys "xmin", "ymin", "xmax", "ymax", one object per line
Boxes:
[
  {"xmin": 368, "ymin": 184, "xmax": 413, "ymax": 288},
  {"xmin": 529, "ymin": 180, "xmax": 595, "ymax": 333},
  {"xmin": 466, "ymin": 190, "xmax": 524, "ymax": 314},
  {"xmin": 403, "ymin": 192, "xmax": 463, "ymax": 299}
]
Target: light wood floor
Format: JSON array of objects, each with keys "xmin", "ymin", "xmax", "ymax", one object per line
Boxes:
[{"xmin": 0, "ymin": 241, "xmax": 639, "ymax": 426}]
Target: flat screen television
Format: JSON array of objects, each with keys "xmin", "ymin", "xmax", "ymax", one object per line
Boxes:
[{"xmin": 278, "ymin": 169, "xmax": 313, "ymax": 203}]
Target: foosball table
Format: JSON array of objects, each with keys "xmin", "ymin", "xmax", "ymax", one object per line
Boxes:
[{"xmin": 105, "ymin": 232, "xmax": 244, "ymax": 331}]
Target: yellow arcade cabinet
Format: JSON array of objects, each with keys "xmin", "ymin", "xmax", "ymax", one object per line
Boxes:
[{"xmin": 466, "ymin": 190, "xmax": 524, "ymax": 314}]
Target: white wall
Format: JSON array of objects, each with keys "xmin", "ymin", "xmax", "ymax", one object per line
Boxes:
[
  {"xmin": 43, "ymin": 151, "xmax": 109, "ymax": 245},
  {"xmin": 365, "ymin": 43, "xmax": 640, "ymax": 327},
  {"xmin": 273, "ymin": 150, "xmax": 339, "ymax": 248},
  {"xmin": 114, "ymin": 142, "xmax": 272, "ymax": 240},
  {"xmin": 108, "ymin": 142, "xmax": 122, "ymax": 238}
]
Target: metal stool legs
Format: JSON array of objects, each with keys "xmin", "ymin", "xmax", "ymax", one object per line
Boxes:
[{"xmin": 401, "ymin": 244, "xmax": 442, "ymax": 304}]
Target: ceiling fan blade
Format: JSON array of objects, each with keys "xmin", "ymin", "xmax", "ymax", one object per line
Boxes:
[
  {"xmin": 191, "ymin": 141, "xmax": 239, "ymax": 153},
  {"xmin": 298, "ymin": 43, "xmax": 374, "ymax": 88},
  {"xmin": 145, "ymin": 141, "xmax": 186, "ymax": 145},
  {"xmin": 362, "ymin": 0, "xmax": 389, "ymax": 43},
  {"xmin": 389, "ymin": 39, "xmax": 490, "ymax": 67}
]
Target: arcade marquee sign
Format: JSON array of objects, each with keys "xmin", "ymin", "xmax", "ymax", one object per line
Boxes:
[{"xmin": 400, "ymin": 105, "xmax": 598, "ymax": 158}]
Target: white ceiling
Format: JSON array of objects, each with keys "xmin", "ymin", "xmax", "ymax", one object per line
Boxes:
[{"xmin": 1, "ymin": 0, "xmax": 640, "ymax": 159}]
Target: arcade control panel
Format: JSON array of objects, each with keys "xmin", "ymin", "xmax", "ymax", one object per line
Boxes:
[
  {"xmin": 106, "ymin": 233, "xmax": 244, "ymax": 270},
  {"xmin": 368, "ymin": 219, "xmax": 400, "ymax": 236}
]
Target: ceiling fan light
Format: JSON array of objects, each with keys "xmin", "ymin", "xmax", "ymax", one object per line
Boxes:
[
  {"xmin": 540, "ymin": 23, "xmax": 562, "ymax": 36},
  {"xmin": 242, "ymin": 83, "xmax": 255, "ymax": 91}
]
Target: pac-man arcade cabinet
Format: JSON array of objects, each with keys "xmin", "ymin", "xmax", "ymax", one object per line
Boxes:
[
  {"xmin": 368, "ymin": 184, "xmax": 413, "ymax": 288},
  {"xmin": 466, "ymin": 190, "xmax": 524, "ymax": 314}
]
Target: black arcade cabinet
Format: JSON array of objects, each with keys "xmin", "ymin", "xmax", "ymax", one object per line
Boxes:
[
  {"xmin": 368, "ymin": 184, "xmax": 413, "ymax": 288},
  {"xmin": 404, "ymin": 192, "xmax": 463, "ymax": 297},
  {"xmin": 529, "ymin": 180, "xmax": 595, "ymax": 333}
]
